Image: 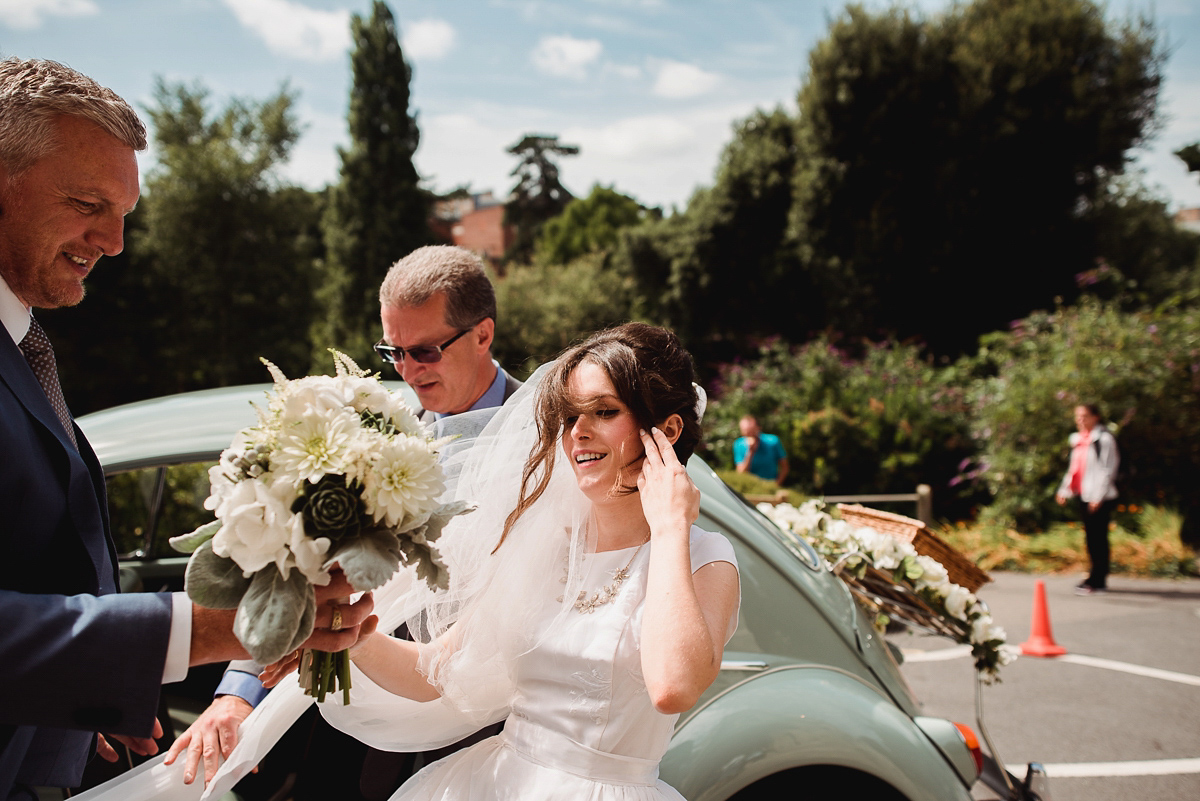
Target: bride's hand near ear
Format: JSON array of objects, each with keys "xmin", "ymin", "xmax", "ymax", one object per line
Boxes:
[{"xmin": 636, "ymin": 425, "xmax": 699, "ymax": 536}]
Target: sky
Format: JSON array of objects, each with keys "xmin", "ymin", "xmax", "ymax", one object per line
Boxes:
[{"xmin": 2, "ymin": 0, "xmax": 1199, "ymax": 213}]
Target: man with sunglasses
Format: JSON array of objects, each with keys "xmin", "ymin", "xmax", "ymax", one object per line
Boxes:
[
  {"xmin": 375, "ymin": 245, "xmax": 522, "ymax": 422},
  {"xmin": 173, "ymin": 246, "xmax": 521, "ymax": 798}
]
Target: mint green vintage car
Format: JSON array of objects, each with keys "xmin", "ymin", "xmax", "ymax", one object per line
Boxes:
[{"xmin": 79, "ymin": 385, "xmax": 1048, "ymax": 801}]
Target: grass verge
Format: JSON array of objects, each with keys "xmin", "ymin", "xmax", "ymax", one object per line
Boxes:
[{"xmin": 936, "ymin": 504, "xmax": 1196, "ymax": 579}]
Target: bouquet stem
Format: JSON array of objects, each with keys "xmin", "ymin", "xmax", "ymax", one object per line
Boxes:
[{"xmin": 299, "ymin": 648, "xmax": 352, "ymax": 703}]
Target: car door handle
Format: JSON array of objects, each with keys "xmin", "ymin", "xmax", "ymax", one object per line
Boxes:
[{"xmin": 720, "ymin": 660, "xmax": 768, "ymax": 671}]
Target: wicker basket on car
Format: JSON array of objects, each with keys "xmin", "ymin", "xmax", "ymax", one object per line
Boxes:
[
  {"xmin": 833, "ymin": 563, "xmax": 970, "ymax": 640},
  {"xmin": 835, "ymin": 504, "xmax": 991, "ymax": 592}
]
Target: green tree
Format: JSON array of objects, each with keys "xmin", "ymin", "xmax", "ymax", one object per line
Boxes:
[
  {"xmin": 41, "ymin": 208, "xmax": 160, "ymax": 414},
  {"xmin": 535, "ymin": 184, "xmax": 651, "ymax": 265},
  {"xmin": 789, "ymin": 0, "xmax": 1164, "ymax": 355},
  {"xmin": 1176, "ymin": 142, "xmax": 1200, "ymax": 175},
  {"xmin": 614, "ymin": 108, "xmax": 809, "ymax": 366},
  {"xmin": 1081, "ymin": 177, "xmax": 1200, "ymax": 307},
  {"xmin": 971, "ymin": 299, "xmax": 1200, "ymax": 540},
  {"xmin": 313, "ymin": 0, "xmax": 430, "ymax": 366},
  {"xmin": 492, "ymin": 254, "xmax": 637, "ymax": 373},
  {"xmin": 134, "ymin": 80, "xmax": 321, "ymax": 391},
  {"xmin": 504, "ymin": 134, "xmax": 579, "ymax": 262}
]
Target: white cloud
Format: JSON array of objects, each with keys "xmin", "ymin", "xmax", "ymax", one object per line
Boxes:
[
  {"xmin": 411, "ymin": 98, "xmax": 776, "ymax": 210},
  {"xmin": 221, "ymin": 0, "xmax": 350, "ymax": 63},
  {"xmin": 651, "ymin": 59, "xmax": 722, "ymax": 99},
  {"xmin": 416, "ymin": 112, "xmax": 527, "ymax": 196},
  {"xmin": 531, "ymin": 35, "xmax": 603, "ymax": 80},
  {"xmin": 403, "ymin": 18, "xmax": 456, "ymax": 61},
  {"xmin": 603, "ymin": 62, "xmax": 643, "ymax": 80},
  {"xmin": 0, "ymin": 0, "xmax": 96, "ymax": 30},
  {"xmin": 577, "ymin": 115, "xmax": 696, "ymax": 160}
]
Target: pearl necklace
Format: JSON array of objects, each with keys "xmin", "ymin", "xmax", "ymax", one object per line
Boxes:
[{"xmin": 559, "ymin": 540, "xmax": 648, "ymax": 614}]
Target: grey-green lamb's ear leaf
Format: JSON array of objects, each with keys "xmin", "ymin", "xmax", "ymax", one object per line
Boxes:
[
  {"xmin": 286, "ymin": 583, "xmax": 319, "ymax": 654},
  {"xmin": 397, "ymin": 533, "xmax": 451, "ymax": 592},
  {"xmin": 184, "ymin": 540, "xmax": 251, "ymax": 609},
  {"xmin": 330, "ymin": 527, "xmax": 403, "ymax": 593},
  {"xmin": 235, "ymin": 567, "xmax": 311, "ymax": 665},
  {"xmin": 171, "ymin": 520, "xmax": 222, "ymax": 554},
  {"xmin": 421, "ymin": 501, "xmax": 474, "ymax": 544}
]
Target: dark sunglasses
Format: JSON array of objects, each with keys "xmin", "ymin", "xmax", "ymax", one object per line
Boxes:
[{"xmin": 374, "ymin": 328, "xmax": 471, "ymax": 365}]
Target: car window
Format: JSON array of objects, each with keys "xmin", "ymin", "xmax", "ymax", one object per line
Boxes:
[{"xmin": 107, "ymin": 462, "xmax": 215, "ymax": 560}]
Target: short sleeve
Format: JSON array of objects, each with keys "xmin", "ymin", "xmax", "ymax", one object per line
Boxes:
[
  {"xmin": 689, "ymin": 526, "xmax": 740, "ymax": 643},
  {"xmin": 772, "ymin": 437, "xmax": 787, "ymax": 460}
]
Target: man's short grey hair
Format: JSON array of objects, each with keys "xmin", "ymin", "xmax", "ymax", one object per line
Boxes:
[
  {"xmin": 0, "ymin": 57, "xmax": 146, "ymax": 177},
  {"xmin": 379, "ymin": 245, "xmax": 498, "ymax": 330}
]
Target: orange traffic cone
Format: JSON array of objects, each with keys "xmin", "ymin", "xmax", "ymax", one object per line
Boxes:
[{"xmin": 1020, "ymin": 579, "xmax": 1067, "ymax": 657}]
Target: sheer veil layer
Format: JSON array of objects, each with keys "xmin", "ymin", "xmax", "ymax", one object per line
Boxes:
[{"xmin": 74, "ymin": 363, "xmax": 603, "ymax": 801}]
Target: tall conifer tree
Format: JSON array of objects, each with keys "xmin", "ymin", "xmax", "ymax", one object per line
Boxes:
[{"xmin": 313, "ymin": 0, "xmax": 430, "ymax": 366}]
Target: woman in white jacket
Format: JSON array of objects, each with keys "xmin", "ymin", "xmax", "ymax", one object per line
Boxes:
[{"xmin": 1056, "ymin": 404, "xmax": 1119, "ymax": 595}]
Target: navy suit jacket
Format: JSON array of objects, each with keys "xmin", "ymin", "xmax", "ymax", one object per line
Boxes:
[{"xmin": 0, "ymin": 331, "xmax": 172, "ymax": 797}]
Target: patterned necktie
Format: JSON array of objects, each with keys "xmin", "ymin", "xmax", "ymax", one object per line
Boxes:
[{"xmin": 18, "ymin": 315, "xmax": 79, "ymax": 450}]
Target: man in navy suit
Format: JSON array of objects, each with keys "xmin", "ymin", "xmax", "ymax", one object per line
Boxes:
[{"xmin": 0, "ymin": 57, "xmax": 374, "ymax": 801}]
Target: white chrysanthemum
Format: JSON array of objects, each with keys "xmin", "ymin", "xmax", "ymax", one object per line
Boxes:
[
  {"xmin": 278, "ymin": 376, "xmax": 357, "ymax": 423},
  {"xmin": 340, "ymin": 375, "xmax": 393, "ymax": 414},
  {"xmin": 971, "ymin": 617, "xmax": 1005, "ymax": 645},
  {"xmin": 205, "ymin": 456, "xmax": 240, "ymax": 512},
  {"xmin": 272, "ymin": 406, "xmax": 362, "ymax": 486},
  {"xmin": 385, "ymin": 396, "xmax": 423, "ymax": 437},
  {"xmin": 824, "ymin": 519, "xmax": 854, "ymax": 544},
  {"xmin": 288, "ymin": 513, "xmax": 332, "ymax": 585},
  {"xmin": 859, "ymin": 527, "xmax": 908, "ymax": 569},
  {"xmin": 363, "ymin": 437, "xmax": 445, "ymax": 528},
  {"xmin": 943, "ymin": 584, "xmax": 972, "ymax": 621},
  {"xmin": 914, "ymin": 554, "xmax": 950, "ymax": 590},
  {"xmin": 211, "ymin": 479, "xmax": 295, "ymax": 577}
]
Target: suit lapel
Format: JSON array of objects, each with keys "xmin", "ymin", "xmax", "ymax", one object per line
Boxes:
[
  {"xmin": 0, "ymin": 333, "xmax": 115, "ymax": 592},
  {"xmin": 0, "ymin": 332, "xmax": 76, "ymax": 454}
]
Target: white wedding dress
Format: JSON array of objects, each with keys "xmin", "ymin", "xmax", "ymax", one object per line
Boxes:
[
  {"xmin": 73, "ymin": 366, "xmax": 736, "ymax": 801},
  {"xmin": 351, "ymin": 526, "xmax": 737, "ymax": 801}
]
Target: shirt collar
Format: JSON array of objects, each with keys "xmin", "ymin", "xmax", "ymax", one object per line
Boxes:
[
  {"xmin": 0, "ymin": 272, "xmax": 31, "ymax": 345},
  {"xmin": 434, "ymin": 360, "xmax": 505, "ymax": 420}
]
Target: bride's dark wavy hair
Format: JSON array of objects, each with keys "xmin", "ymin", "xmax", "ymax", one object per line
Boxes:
[{"xmin": 497, "ymin": 323, "xmax": 702, "ymax": 549}]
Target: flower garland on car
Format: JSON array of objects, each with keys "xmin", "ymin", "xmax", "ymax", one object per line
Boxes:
[
  {"xmin": 170, "ymin": 351, "xmax": 471, "ymax": 702},
  {"xmin": 758, "ymin": 500, "xmax": 1013, "ymax": 682}
]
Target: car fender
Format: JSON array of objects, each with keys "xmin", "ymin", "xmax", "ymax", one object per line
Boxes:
[{"xmin": 661, "ymin": 664, "xmax": 973, "ymax": 801}]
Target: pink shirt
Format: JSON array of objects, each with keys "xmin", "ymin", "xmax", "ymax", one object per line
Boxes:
[{"xmin": 1068, "ymin": 428, "xmax": 1092, "ymax": 496}]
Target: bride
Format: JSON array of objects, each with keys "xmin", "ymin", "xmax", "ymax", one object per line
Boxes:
[{"xmin": 78, "ymin": 322, "xmax": 739, "ymax": 801}]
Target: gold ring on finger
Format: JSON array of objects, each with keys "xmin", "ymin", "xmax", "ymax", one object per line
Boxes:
[{"xmin": 330, "ymin": 604, "xmax": 343, "ymax": 632}]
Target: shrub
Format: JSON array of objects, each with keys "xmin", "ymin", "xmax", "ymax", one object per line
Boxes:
[
  {"xmin": 704, "ymin": 338, "xmax": 978, "ymax": 518},
  {"xmin": 492, "ymin": 254, "xmax": 637, "ymax": 375},
  {"xmin": 970, "ymin": 298, "xmax": 1200, "ymax": 535}
]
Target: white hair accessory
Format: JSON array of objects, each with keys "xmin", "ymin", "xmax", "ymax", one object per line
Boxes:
[{"xmin": 693, "ymin": 382, "xmax": 707, "ymax": 422}]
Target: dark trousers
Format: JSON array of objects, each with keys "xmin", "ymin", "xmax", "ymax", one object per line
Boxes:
[{"xmin": 1080, "ymin": 498, "xmax": 1115, "ymax": 589}]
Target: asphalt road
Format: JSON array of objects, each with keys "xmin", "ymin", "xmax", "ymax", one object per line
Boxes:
[{"xmin": 886, "ymin": 570, "xmax": 1200, "ymax": 801}]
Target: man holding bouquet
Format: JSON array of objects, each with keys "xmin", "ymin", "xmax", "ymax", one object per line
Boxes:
[
  {"xmin": 0, "ymin": 57, "xmax": 375, "ymax": 801},
  {"xmin": 173, "ymin": 246, "xmax": 521, "ymax": 796}
]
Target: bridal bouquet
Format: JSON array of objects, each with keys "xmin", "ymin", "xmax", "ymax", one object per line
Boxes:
[
  {"xmin": 171, "ymin": 352, "xmax": 471, "ymax": 702},
  {"xmin": 759, "ymin": 500, "xmax": 1013, "ymax": 682}
]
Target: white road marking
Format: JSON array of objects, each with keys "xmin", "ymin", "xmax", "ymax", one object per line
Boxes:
[
  {"xmin": 1040, "ymin": 758, "xmax": 1200, "ymax": 777},
  {"xmin": 902, "ymin": 646, "xmax": 1200, "ymax": 687},
  {"xmin": 901, "ymin": 644, "xmax": 973, "ymax": 662},
  {"xmin": 1058, "ymin": 654, "xmax": 1200, "ymax": 687}
]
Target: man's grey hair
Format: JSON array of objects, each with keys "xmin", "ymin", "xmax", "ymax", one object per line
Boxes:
[
  {"xmin": 0, "ymin": 57, "xmax": 146, "ymax": 177},
  {"xmin": 379, "ymin": 245, "xmax": 498, "ymax": 330}
]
